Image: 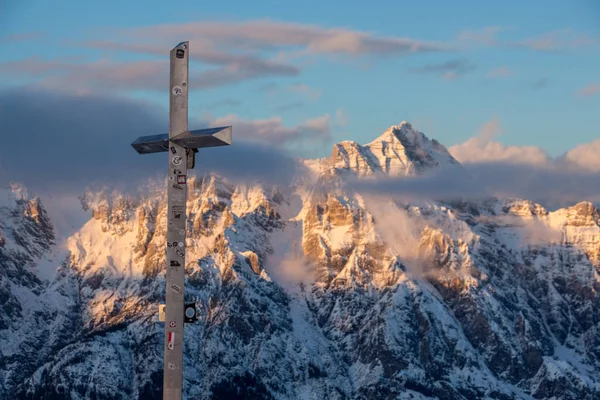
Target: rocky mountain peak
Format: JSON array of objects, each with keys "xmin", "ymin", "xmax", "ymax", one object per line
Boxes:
[
  {"xmin": 364, "ymin": 120, "xmax": 415, "ymax": 145},
  {"xmin": 323, "ymin": 121, "xmax": 461, "ymax": 178},
  {"xmin": 562, "ymin": 201, "xmax": 600, "ymax": 227}
]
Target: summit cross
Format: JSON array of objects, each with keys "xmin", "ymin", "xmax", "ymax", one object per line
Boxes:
[{"xmin": 131, "ymin": 41, "xmax": 232, "ymax": 400}]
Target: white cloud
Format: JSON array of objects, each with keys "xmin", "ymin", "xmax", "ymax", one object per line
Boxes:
[
  {"xmin": 562, "ymin": 139, "xmax": 600, "ymax": 172},
  {"xmin": 450, "ymin": 118, "xmax": 600, "ymax": 178},
  {"xmin": 449, "ymin": 118, "xmax": 550, "ymax": 165}
]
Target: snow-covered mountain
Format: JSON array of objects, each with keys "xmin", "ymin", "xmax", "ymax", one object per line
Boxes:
[
  {"xmin": 304, "ymin": 121, "xmax": 462, "ymax": 179},
  {"xmin": 1, "ymin": 123, "xmax": 599, "ymax": 399}
]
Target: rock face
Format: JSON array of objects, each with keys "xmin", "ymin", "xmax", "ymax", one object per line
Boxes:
[{"xmin": 1, "ymin": 124, "xmax": 600, "ymax": 400}]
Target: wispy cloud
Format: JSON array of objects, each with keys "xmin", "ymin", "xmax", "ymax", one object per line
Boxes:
[
  {"xmin": 273, "ymin": 101, "xmax": 305, "ymax": 112},
  {"xmin": 457, "ymin": 26, "xmax": 599, "ymax": 53},
  {"xmin": 287, "ymin": 83, "xmax": 321, "ymax": 100},
  {"xmin": 122, "ymin": 19, "xmax": 452, "ymax": 56},
  {"xmin": 6, "ymin": 15, "xmax": 446, "ymax": 92},
  {"xmin": 0, "ymin": 57, "xmax": 168, "ymax": 91},
  {"xmin": 531, "ymin": 77, "xmax": 549, "ymax": 90},
  {"xmin": 0, "ymin": 55, "xmax": 299, "ymax": 93},
  {"xmin": 457, "ymin": 26, "xmax": 511, "ymax": 47},
  {"xmin": 335, "ymin": 108, "xmax": 349, "ymax": 127},
  {"xmin": 511, "ymin": 28, "xmax": 600, "ymax": 52},
  {"xmin": 256, "ymin": 82, "xmax": 278, "ymax": 94},
  {"xmin": 206, "ymin": 98, "xmax": 243, "ymax": 108},
  {"xmin": 85, "ymin": 40, "xmax": 300, "ymax": 87},
  {"xmin": 0, "ymin": 32, "xmax": 44, "ymax": 43},
  {"xmin": 486, "ymin": 66, "xmax": 513, "ymax": 79},
  {"xmin": 575, "ymin": 83, "xmax": 600, "ymax": 97},
  {"xmin": 408, "ymin": 59, "xmax": 475, "ymax": 80},
  {"xmin": 38, "ymin": 20, "xmax": 449, "ymax": 91},
  {"xmin": 210, "ymin": 113, "xmax": 331, "ymax": 146}
]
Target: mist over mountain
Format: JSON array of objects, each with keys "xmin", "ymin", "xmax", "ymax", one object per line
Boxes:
[{"xmin": 1, "ymin": 121, "xmax": 600, "ymax": 399}]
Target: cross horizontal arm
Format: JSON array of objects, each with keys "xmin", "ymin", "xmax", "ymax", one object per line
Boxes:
[
  {"xmin": 131, "ymin": 133, "xmax": 169, "ymax": 154},
  {"xmin": 131, "ymin": 126, "xmax": 232, "ymax": 154}
]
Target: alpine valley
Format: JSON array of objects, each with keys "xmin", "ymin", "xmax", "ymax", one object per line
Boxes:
[{"xmin": 1, "ymin": 122, "xmax": 599, "ymax": 400}]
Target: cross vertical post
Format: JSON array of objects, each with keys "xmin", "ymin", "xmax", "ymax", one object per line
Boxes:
[
  {"xmin": 130, "ymin": 41, "xmax": 232, "ymax": 400},
  {"xmin": 163, "ymin": 40, "xmax": 189, "ymax": 400}
]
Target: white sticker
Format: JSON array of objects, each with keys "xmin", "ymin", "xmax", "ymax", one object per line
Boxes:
[
  {"xmin": 172, "ymin": 156, "xmax": 182, "ymax": 166},
  {"xmin": 178, "ymin": 242, "xmax": 184, "ymax": 247},
  {"xmin": 171, "ymin": 193, "xmax": 184, "ymax": 201},
  {"xmin": 172, "ymin": 85, "xmax": 183, "ymax": 96},
  {"xmin": 179, "ymin": 229, "xmax": 185, "ymax": 236}
]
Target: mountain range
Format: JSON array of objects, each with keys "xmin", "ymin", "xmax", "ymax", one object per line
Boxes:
[{"xmin": 1, "ymin": 122, "xmax": 599, "ymax": 399}]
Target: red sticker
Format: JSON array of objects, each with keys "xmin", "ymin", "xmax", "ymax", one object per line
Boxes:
[
  {"xmin": 168, "ymin": 332, "xmax": 175, "ymax": 350},
  {"xmin": 177, "ymin": 175, "xmax": 186, "ymax": 184},
  {"xmin": 169, "ymin": 321, "xmax": 176, "ymax": 328}
]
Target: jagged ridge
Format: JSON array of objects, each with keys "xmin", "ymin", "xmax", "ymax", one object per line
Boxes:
[{"xmin": 1, "ymin": 123, "xmax": 599, "ymax": 400}]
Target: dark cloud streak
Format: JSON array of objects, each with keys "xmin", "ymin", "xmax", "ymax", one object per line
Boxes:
[
  {"xmin": 347, "ymin": 162, "xmax": 600, "ymax": 210},
  {"xmin": 408, "ymin": 59, "xmax": 475, "ymax": 80}
]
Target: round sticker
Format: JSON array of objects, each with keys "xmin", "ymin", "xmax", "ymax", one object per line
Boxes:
[
  {"xmin": 172, "ymin": 85, "xmax": 183, "ymax": 96},
  {"xmin": 185, "ymin": 307, "xmax": 195, "ymax": 318},
  {"xmin": 179, "ymin": 229, "xmax": 185, "ymax": 236},
  {"xmin": 172, "ymin": 156, "xmax": 182, "ymax": 166},
  {"xmin": 178, "ymin": 242, "xmax": 184, "ymax": 247}
]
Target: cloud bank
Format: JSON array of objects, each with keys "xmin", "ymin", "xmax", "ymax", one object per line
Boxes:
[
  {"xmin": 2, "ymin": 89, "xmax": 597, "ymax": 214},
  {"xmin": 0, "ymin": 87, "xmax": 311, "ymax": 194}
]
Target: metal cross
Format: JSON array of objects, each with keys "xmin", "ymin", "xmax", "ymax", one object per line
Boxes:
[{"xmin": 131, "ymin": 41, "xmax": 232, "ymax": 400}]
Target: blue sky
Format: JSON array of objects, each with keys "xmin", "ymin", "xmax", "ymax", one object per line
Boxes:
[{"xmin": 1, "ymin": 0, "xmax": 599, "ymax": 159}]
